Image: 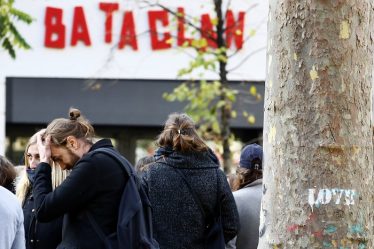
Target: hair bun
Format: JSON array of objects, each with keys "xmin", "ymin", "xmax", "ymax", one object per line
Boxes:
[{"xmin": 69, "ymin": 108, "xmax": 81, "ymax": 121}]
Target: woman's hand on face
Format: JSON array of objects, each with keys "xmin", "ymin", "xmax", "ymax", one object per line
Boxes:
[{"xmin": 36, "ymin": 129, "xmax": 52, "ymax": 164}]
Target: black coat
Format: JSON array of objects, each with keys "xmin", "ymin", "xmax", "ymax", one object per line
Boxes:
[
  {"xmin": 143, "ymin": 149, "xmax": 239, "ymax": 249},
  {"xmin": 33, "ymin": 139, "xmax": 128, "ymax": 249},
  {"xmin": 23, "ymin": 188, "xmax": 63, "ymax": 249}
]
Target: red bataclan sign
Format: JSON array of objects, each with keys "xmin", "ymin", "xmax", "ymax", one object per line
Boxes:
[{"xmin": 44, "ymin": 2, "xmax": 245, "ymax": 50}]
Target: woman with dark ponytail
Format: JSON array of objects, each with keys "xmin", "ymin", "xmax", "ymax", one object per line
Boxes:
[{"xmin": 143, "ymin": 113, "xmax": 239, "ymax": 249}]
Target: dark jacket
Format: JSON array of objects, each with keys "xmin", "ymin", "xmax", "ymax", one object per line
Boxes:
[
  {"xmin": 143, "ymin": 149, "xmax": 239, "ymax": 249},
  {"xmin": 23, "ymin": 188, "xmax": 63, "ymax": 249},
  {"xmin": 33, "ymin": 139, "xmax": 128, "ymax": 249}
]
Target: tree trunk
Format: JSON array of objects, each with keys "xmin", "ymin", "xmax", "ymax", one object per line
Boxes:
[
  {"xmin": 259, "ymin": 1, "xmax": 374, "ymax": 248},
  {"xmin": 0, "ymin": 77, "xmax": 5, "ymax": 155},
  {"xmin": 214, "ymin": 0, "xmax": 232, "ymax": 172}
]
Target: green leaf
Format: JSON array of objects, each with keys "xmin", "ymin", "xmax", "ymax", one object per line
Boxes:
[
  {"xmin": 211, "ymin": 18, "xmax": 218, "ymax": 26},
  {"xmin": 1, "ymin": 1, "xmax": 32, "ymax": 58},
  {"xmin": 199, "ymin": 38, "xmax": 208, "ymax": 48},
  {"xmin": 212, "ymin": 80, "xmax": 222, "ymax": 88},
  {"xmin": 249, "ymin": 28, "xmax": 256, "ymax": 37},
  {"xmin": 182, "ymin": 41, "xmax": 190, "ymax": 47},
  {"xmin": 217, "ymin": 54, "xmax": 227, "ymax": 62},
  {"xmin": 163, "ymin": 92, "xmax": 175, "ymax": 102},
  {"xmin": 211, "ymin": 121, "xmax": 220, "ymax": 134},
  {"xmin": 2, "ymin": 37, "xmax": 15, "ymax": 58},
  {"xmin": 250, "ymin": 85, "xmax": 257, "ymax": 96},
  {"xmin": 247, "ymin": 115, "xmax": 256, "ymax": 124},
  {"xmin": 226, "ymin": 90, "xmax": 236, "ymax": 102},
  {"xmin": 10, "ymin": 8, "xmax": 33, "ymax": 24},
  {"xmin": 216, "ymin": 100, "xmax": 227, "ymax": 109},
  {"xmin": 177, "ymin": 68, "xmax": 191, "ymax": 77},
  {"xmin": 9, "ymin": 22, "xmax": 30, "ymax": 49},
  {"xmin": 235, "ymin": 29, "xmax": 242, "ymax": 35}
]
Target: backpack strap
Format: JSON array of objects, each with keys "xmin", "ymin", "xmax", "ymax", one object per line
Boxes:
[
  {"xmin": 86, "ymin": 212, "xmax": 112, "ymax": 249},
  {"xmin": 94, "ymin": 147, "xmax": 134, "ymax": 178},
  {"xmin": 84, "ymin": 147, "xmax": 134, "ymax": 249}
]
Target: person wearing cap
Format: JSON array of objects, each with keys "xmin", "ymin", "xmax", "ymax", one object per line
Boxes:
[{"xmin": 226, "ymin": 143, "xmax": 263, "ymax": 249}]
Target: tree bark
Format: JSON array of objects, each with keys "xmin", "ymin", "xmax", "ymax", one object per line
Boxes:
[{"xmin": 259, "ymin": 1, "xmax": 374, "ymax": 248}]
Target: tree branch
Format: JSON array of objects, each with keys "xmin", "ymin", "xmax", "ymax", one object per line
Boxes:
[
  {"xmin": 140, "ymin": 0, "xmax": 219, "ymax": 47},
  {"xmin": 227, "ymin": 46, "xmax": 266, "ymax": 72}
]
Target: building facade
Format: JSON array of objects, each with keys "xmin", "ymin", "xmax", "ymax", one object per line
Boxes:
[{"xmin": 1, "ymin": 0, "xmax": 268, "ymax": 164}]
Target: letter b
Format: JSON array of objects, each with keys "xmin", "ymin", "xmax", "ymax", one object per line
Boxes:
[{"xmin": 44, "ymin": 7, "xmax": 66, "ymax": 48}]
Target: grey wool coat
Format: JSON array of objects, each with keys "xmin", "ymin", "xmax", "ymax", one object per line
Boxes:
[
  {"xmin": 143, "ymin": 149, "xmax": 239, "ymax": 249},
  {"xmin": 226, "ymin": 179, "xmax": 262, "ymax": 249}
]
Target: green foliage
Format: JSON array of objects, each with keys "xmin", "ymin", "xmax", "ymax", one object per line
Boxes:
[
  {"xmin": 0, "ymin": 0, "xmax": 32, "ymax": 59},
  {"xmin": 177, "ymin": 42, "xmax": 230, "ymax": 78},
  {"xmin": 161, "ymin": 0, "xmax": 261, "ymax": 170},
  {"xmin": 249, "ymin": 84, "xmax": 262, "ymax": 101},
  {"xmin": 164, "ymin": 79, "xmax": 239, "ymax": 140},
  {"xmin": 2, "ymin": 37, "xmax": 14, "ymax": 58},
  {"xmin": 166, "ymin": 41, "xmax": 261, "ymax": 144}
]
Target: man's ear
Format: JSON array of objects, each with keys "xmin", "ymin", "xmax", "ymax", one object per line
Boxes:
[{"xmin": 66, "ymin": 136, "xmax": 78, "ymax": 150}]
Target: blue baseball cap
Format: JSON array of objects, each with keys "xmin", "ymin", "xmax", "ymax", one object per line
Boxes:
[{"xmin": 239, "ymin": 143, "xmax": 263, "ymax": 170}]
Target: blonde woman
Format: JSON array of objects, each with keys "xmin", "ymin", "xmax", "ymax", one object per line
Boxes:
[{"xmin": 16, "ymin": 133, "xmax": 68, "ymax": 249}]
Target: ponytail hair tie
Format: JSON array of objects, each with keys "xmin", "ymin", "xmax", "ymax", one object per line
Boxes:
[
  {"xmin": 69, "ymin": 108, "xmax": 81, "ymax": 121},
  {"xmin": 177, "ymin": 129, "xmax": 181, "ymax": 134}
]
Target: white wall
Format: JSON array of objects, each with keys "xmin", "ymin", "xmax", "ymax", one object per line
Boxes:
[
  {"xmin": 0, "ymin": 0, "xmax": 268, "ymax": 80},
  {"xmin": 0, "ymin": 0, "xmax": 268, "ymax": 153}
]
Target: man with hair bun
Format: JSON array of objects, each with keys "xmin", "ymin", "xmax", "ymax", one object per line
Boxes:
[{"xmin": 32, "ymin": 108, "xmax": 129, "ymax": 249}]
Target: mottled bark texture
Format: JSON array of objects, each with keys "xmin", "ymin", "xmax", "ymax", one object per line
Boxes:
[{"xmin": 259, "ymin": 1, "xmax": 374, "ymax": 248}]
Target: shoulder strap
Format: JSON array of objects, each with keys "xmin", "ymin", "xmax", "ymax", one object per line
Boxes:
[
  {"xmin": 86, "ymin": 212, "xmax": 112, "ymax": 249},
  {"xmin": 157, "ymin": 160, "xmax": 221, "ymax": 219},
  {"xmin": 93, "ymin": 147, "xmax": 134, "ymax": 177},
  {"xmin": 173, "ymin": 168, "xmax": 208, "ymax": 220}
]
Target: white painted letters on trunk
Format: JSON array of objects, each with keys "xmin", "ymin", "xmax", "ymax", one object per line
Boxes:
[{"xmin": 308, "ymin": 188, "xmax": 356, "ymax": 207}]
